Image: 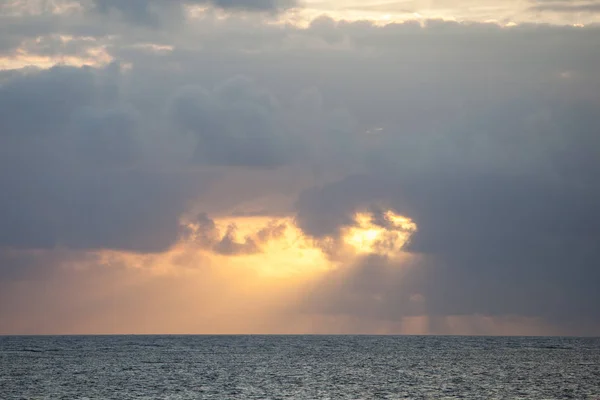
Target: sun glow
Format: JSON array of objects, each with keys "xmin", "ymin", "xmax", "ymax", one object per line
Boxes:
[
  {"xmin": 3, "ymin": 209, "xmax": 419, "ymax": 334},
  {"xmin": 183, "ymin": 216, "xmax": 331, "ymax": 278},
  {"xmin": 170, "ymin": 209, "xmax": 417, "ymax": 278},
  {"xmin": 211, "ymin": 216, "xmax": 332, "ymax": 278},
  {"xmin": 95, "ymin": 209, "xmax": 416, "ymax": 281},
  {"xmin": 0, "ymin": 47, "xmax": 113, "ymax": 71},
  {"xmin": 343, "ymin": 211, "xmax": 417, "ymax": 256}
]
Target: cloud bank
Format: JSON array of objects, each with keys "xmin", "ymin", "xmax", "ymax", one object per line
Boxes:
[{"xmin": 1, "ymin": 1, "xmax": 600, "ymax": 335}]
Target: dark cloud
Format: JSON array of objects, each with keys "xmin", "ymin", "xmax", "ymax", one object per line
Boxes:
[
  {"xmin": 169, "ymin": 76, "xmax": 297, "ymax": 168},
  {"xmin": 90, "ymin": 0, "xmax": 297, "ymax": 26},
  {"xmin": 295, "ymin": 175, "xmax": 382, "ymax": 238},
  {"xmin": 294, "ymin": 94, "xmax": 600, "ymax": 327},
  {"xmin": 0, "ymin": 165, "xmax": 207, "ymax": 252},
  {"xmin": 0, "ymin": 64, "xmax": 210, "ymax": 253},
  {"xmin": 2, "ymin": 8, "xmax": 600, "ymax": 333},
  {"xmin": 0, "ymin": 1, "xmax": 113, "ymax": 55},
  {"xmin": 0, "ymin": 66, "xmax": 97, "ymax": 136},
  {"xmin": 91, "ymin": 0, "xmax": 182, "ymax": 27},
  {"xmin": 92, "ymin": 0, "xmax": 296, "ymax": 13},
  {"xmin": 300, "ymin": 254, "xmax": 424, "ymax": 320},
  {"xmin": 208, "ymin": 0, "xmax": 296, "ymax": 10},
  {"xmin": 70, "ymin": 106, "xmax": 139, "ymax": 167}
]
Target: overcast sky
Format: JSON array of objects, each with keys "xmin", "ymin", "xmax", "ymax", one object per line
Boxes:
[{"xmin": 1, "ymin": 0, "xmax": 599, "ymax": 335}]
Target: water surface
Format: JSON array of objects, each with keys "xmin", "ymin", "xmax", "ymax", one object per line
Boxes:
[{"xmin": 1, "ymin": 335, "xmax": 599, "ymax": 399}]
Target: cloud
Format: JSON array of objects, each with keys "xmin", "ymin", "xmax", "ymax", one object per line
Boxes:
[
  {"xmin": 70, "ymin": 106, "xmax": 139, "ymax": 166},
  {"xmin": 90, "ymin": 0, "xmax": 297, "ymax": 27},
  {"xmin": 293, "ymin": 94, "xmax": 600, "ymax": 327},
  {"xmin": 531, "ymin": 0, "xmax": 600, "ymax": 13},
  {"xmin": 0, "ymin": 65, "xmax": 97, "ymax": 136},
  {"xmin": 0, "ymin": 64, "xmax": 210, "ymax": 252},
  {"xmin": 1, "ymin": 9, "xmax": 600, "ymax": 334},
  {"xmin": 0, "ymin": 247, "xmax": 81, "ymax": 282},
  {"xmin": 169, "ymin": 76, "xmax": 304, "ymax": 168},
  {"xmin": 208, "ymin": 0, "xmax": 296, "ymax": 10},
  {"xmin": 183, "ymin": 212, "xmax": 287, "ymax": 255}
]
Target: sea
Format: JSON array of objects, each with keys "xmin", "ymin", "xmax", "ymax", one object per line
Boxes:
[{"xmin": 1, "ymin": 335, "xmax": 599, "ymax": 399}]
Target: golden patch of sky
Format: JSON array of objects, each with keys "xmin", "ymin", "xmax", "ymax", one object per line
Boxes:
[
  {"xmin": 0, "ymin": 211, "xmax": 568, "ymax": 335},
  {"xmin": 292, "ymin": 0, "xmax": 600, "ymax": 25},
  {"xmin": 175, "ymin": 210, "xmax": 415, "ymax": 278},
  {"xmin": 0, "ymin": 34, "xmax": 113, "ymax": 70},
  {"xmin": 344, "ymin": 211, "xmax": 417, "ymax": 256},
  {"xmin": 0, "ymin": 46, "xmax": 112, "ymax": 70}
]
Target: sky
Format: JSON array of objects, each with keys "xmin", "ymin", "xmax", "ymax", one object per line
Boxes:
[{"xmin": 0, "ymin": 0, "xmax": 599, "ymax": 336}]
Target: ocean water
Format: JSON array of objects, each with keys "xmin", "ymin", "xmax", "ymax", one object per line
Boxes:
[{"xmin": 1, "ymin": 335, "xmax": 599, "ymax": 399}]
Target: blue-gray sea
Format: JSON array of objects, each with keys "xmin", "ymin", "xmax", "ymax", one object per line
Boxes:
[{"xmin": 1, "ymin": 335, "xmax": 599, "ymax": 399}]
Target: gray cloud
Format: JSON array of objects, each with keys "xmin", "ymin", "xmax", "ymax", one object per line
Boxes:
[
  {"xmin": 0, "ymin": 1, "xmax": 112, "ymax": 54},
  {"xmin": 2, "ymin": 9, "xmax": 600, "ymax": 333},
  {"xmin": 169, "ymin": 76, "xmax": 298, "ymax": 168},
  {"xmin": 0, "ymin": 64, "xmax": 210, "ymax": 253},
  {"xmin": 70, "ymin": 106, "xmax": 139, "ymax": 167},
  {"xmin": 208, "ymin": 0, "xmax": 296, "ymax": 10},
  {"xmin": 90, "ymin": 0, "xmax": 297, "ymax": 26},
  {"xmin": 294, "ymin": 94, "xmax": 600, "ymax": 327},
  {"xmin": 0, "ymin": 66, "xmax": 97, "ymax": 136}
]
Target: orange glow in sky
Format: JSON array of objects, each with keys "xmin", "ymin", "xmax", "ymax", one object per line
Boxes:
[
  {"xmin": 0, "ymin": 211, "xmax": 559, "ymax": 336},
  {"xmin": 1, "ymin": 210, "xmax": 421, "ymax": 334}
]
